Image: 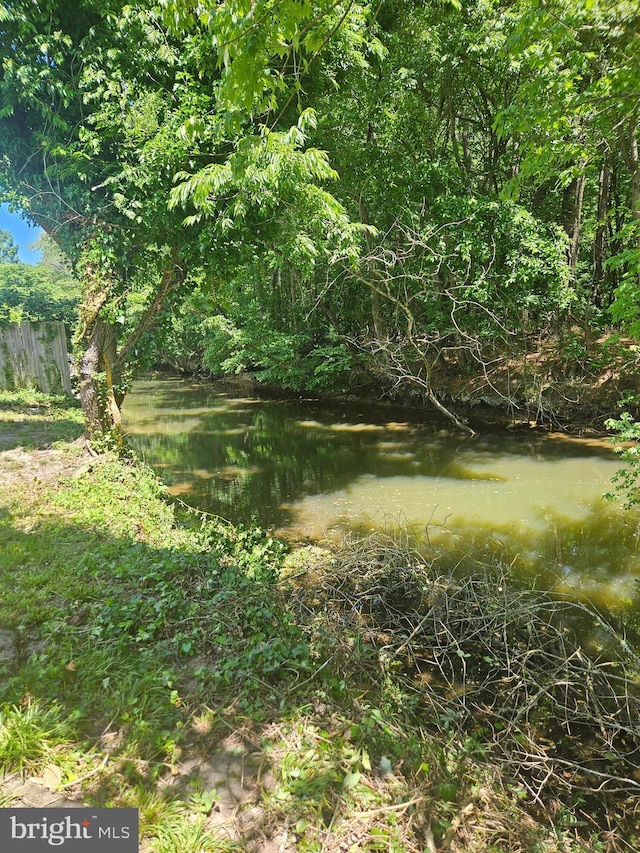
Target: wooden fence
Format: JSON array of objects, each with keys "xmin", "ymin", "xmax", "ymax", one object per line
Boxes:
[{"xmin": 0, "ymin": 322, "xmax": 72, "ymax": 394}]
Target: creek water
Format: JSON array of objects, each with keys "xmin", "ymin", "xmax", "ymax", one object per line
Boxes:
[{"xmin": 123, "ymin": 376, "xmax": 640, "ymax": 614}]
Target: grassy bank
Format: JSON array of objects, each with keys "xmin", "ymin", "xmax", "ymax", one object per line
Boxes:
[{"xmin": 0, "ymin": 390, "xmax": 638, "ymax": 852}]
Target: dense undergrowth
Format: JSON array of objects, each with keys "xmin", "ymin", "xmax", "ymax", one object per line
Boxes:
[{"xmin": 0, "ymin": 391, "xmax": 639, "ymax": 852}]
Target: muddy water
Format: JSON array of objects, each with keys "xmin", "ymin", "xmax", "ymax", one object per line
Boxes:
[{"xmin": 123, "ymin": 376, "xmax": 640, "ymax": 612}]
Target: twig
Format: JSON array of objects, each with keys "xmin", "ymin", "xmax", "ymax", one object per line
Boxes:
[{"xmin": 58, "ymin": 752, "xmax": 110, "ymax": 790}]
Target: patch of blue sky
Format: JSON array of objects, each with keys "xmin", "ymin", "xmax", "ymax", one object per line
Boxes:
[{"xmin": 0, "ymin": 204, "xmax": 43, "ymax": 264}]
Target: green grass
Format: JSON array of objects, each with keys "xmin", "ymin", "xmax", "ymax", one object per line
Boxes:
[
  {"xmin": 0, "ymin": 700, "xmax": 78, "ymax": 775},
  {"xmin": 0, "ymin": 388, "xmax": 84, "ymax": 449},
  {"xmin": 0, "ymin": 455, "xmax": 300, "ymax": 758}
]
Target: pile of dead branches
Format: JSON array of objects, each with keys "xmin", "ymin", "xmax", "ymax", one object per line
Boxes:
[{"xmin": 288, "ymin": 535, "xmax": 640, "ymax": 815}]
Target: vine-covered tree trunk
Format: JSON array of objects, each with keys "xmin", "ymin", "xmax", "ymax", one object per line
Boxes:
[
  {"xmin": 75, "ymin": 254, "xmax": 184, "ymax": 449},
  {"xmin": 77, "ymin": 312, "xmax": 123, "ymax": 448},
  {"xmin": 74, "ymin": 252, "xmax": 124, "ymax": 448}
]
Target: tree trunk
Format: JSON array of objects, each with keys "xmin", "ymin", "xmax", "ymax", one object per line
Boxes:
[
  {"xmin": 622, "ymin": 120, "xmax": 640, "ymax": 223},
  {"xmin": 72, "ymin": 247, "xmax": 123, "ymax": 448},
  {"xmin": 593, "ymin": 158, "xmax": 611, "ymax": 307},
  {"xmin": 619, "ymin": 118, "xmax": 640, "ymax": 271},
  {"xmin": 562, "ymin": 173, "xmax": 585, "ymax": 278},
  {"xmin": 76, "ymin": 251, "xmax": 184, "ymax": 449},
  {"xmin": 77, "ymin": 313, "xmax": 123, "ymax": 447}
]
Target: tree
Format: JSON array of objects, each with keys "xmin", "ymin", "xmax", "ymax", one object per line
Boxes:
[
  {"xmin": 227, "ymin": 0, "xmax": 577, "ymax": 419},
  {"xmin": 496, "ymin": 0, "xmax": 640, "ymax": 319},
  {"xmin": 31, "ymin": 232, "xmax": 73, "ymax": 276},
  {"xmin": 0, "ymin": 229, "xmax": 18, "ymax": 263},
  {"xmin": 0, "ymin": 0, "xmax": 176, "ymax": 440},
  {"xmin": 0, "ymin": 262, "xmax": 80, "ymax": 327},
  {"xmin": 0, "ymin": 0, "xmax": 374, "ymax": 444}
]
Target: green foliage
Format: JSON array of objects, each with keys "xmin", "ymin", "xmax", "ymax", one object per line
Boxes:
[
  {"xmin": 0, "ymin": 228, "xmax": 18, "ymax": 263},
  {"xmin": 160, "ymin": 0, "xmax": 379, "ymax": 122},
  {"xmin": 0, "ymin": 0, "xmax": 384, "ymax": 439},
  {"xmin": 0, "ymin": 261, "xmax": 81, "ymax": 327},
  {"xmin": 154, "ymin": 285, "xmax": 211, "ymax": 372},
  {"xmin": 31, "ymin": 233, "xmax": 71, "ymax": 274},
  {"xmin": 200, "ymin": 310, "xmax": 354, "ymax": 392},
  {"xmin": 497, "ymin": 0, "xmax": 640, "ymax": 319},
  {"xmin": 170, "ymin": 113, "xmax": 367, "ymax": 271},
  {"xmin": 0, "ymin": 701, "xmax": 77, "ymax": 775},
  {"xmin": 607, "ymin": 222, "xmax": 640, "ymax": 334},
  {"xmin": 84, "ymin": 522, "xmax": 300, "ymax": 687},
  {"xmin": 0, "ymin": 388, "xmax": 73, "ymax": 408},
  {"xmin": 605, "ymin": 409, "xmax": 640, "ymax": 507},
  {"xmin": 158, "ymin": 0, "xmax": 602, "ymax": 392},
  {"xmin": 151, "ymin": 817, "xmax": 234, "ymax": 853},
  {"xmin": 49, "ymin": 459, "xmax": 182, "ymax": 544},
  {"xmin": 2, "ymin": 446, "xmax": 309, "ymax": 725},
  {"xmin": 393, "ymin": 199, "xmax": 572, "ymax": 331}
]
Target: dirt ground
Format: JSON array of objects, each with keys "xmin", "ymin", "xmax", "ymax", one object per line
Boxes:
[{"xmin": 0, "ymin": 444, "xmax": 90, "ymax": 491}]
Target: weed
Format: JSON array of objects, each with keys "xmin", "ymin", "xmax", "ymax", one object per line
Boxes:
[
  {"xmin": 0, "ymin": 700, "xmax": 80, "ymax": 776},
  {"xmin": 187, "ymin": 785, "xmax": 219, "ymax": 816},
  {"xmin": 152, "ymin": 817, "xmax": 238, "ymax": 853}
]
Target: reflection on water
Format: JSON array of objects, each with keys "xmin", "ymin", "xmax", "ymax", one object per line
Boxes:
[{"xmin": 123, "ymin": 376, "xmax": 640, "ymax": 612}]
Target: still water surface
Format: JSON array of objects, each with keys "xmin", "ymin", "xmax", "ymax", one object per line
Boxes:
[{"xmin": 123, "ymin": 377, "xmax": 640, "ymax": 611}]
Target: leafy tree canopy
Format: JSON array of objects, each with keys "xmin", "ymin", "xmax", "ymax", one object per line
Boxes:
[
  {"xmin": 0, "ymin": 261, "xmax": 81, "ymax": 327},
  {"xmin": 0, "ymin": 0, "xmax": 638, "ymax": 436}
]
